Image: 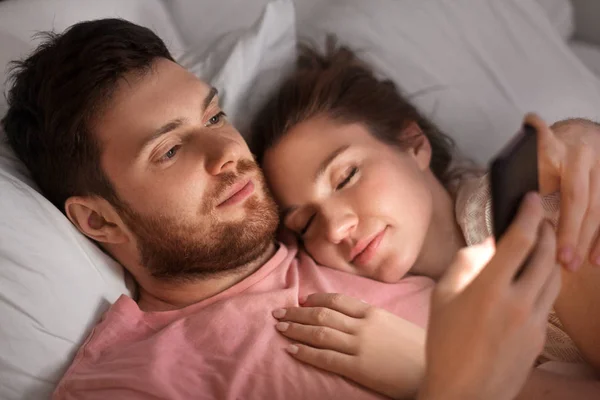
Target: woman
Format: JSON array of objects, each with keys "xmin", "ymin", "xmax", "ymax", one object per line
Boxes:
[{"xmin": 250, "ymin": 44, "xmax": 600, "ymax": 397}]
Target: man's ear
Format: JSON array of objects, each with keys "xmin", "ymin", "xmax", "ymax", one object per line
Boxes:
[
  {"xmin": 65, "ymin": 196, "xmax": 129, "ymax": 245},
  {"xmin": 402, "ymin": 121, "xmax": 432, "ymax": 171}
]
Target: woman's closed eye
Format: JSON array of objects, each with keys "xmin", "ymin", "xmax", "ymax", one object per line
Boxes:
[
  {"xmin": 299, "ymin": 167, "xmax": 358, "ymax": 236},
  {"xmin": 301, "ymin": 214, "xmax": 316, "ymax": 236},
  {"xmin": 336, "ymin": 166, "xmax": 358, "ymax": 190}
]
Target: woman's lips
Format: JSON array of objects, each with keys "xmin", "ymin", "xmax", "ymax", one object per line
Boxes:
[
  {"xmin": 351, "ymin": 227, "xmax": 387, "ymax": 267},
  {"xmin": 217, "ymin": 180, "xmax": 254, "ymax": 207}
]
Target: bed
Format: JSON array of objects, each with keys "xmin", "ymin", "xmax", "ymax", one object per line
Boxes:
[{"xmin": 1, "ymin": 0, "xmax": 600, "ymax": 398}]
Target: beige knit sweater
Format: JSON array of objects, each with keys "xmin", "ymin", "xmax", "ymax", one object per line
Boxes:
[{"xmin": 455, "ymin": 174, "xmax": 585, "ymax": 364}]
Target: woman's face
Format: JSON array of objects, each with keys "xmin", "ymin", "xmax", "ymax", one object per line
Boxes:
[{"xmin": 262, "ymin": 115, "xmax": 435, "ymax": 282}]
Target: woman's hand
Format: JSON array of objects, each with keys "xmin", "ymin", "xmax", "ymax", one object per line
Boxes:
[
  {"xmin": 530, "ymin": 113, "xmax": 600, "ymax": 270},
  {"xmin": 422, "ymin": 191, "xmax": 561, "ymax": 400},
  {"xmin": 272, "ymin": 293, "xmax": 426, "ymax": 399}
]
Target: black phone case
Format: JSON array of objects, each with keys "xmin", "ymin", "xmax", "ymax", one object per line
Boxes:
[{"xmin": 490, "ymin": 124, "xmax": 539, "ymax": 241}]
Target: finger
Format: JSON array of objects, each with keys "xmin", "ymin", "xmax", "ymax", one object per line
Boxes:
[
  {"xmin": 285, "ymin": 343, "xmax": 355, "ymax": 377},
  {"xmin": 515, "ymin": 220, "xmax": 557, "ymax": 304},
  {"xmin": 272, "ymin": 306, "xmax": 359, "ymax": 334},
  {"xmin": 534, "ymin": 114, "xmax": 569, "ymax": 196},
  {"xmin": 590, "ymin": 229, "xmax": 600, "ymax": 266},
  {"xmin": 490, "ymin": 192, "xmax": 545, "ymax": 284},
  {"xmin": 588, "ymin": 166, "xmax": 600, "ymax": 266},
  {"xmin": 533, "ymin": 261, "xmax": 561, "ymax": 324},
  {"xmin": 524, "ymin": 113, "xmax": 549, "ymax": 136},
  {"xmin": 275, "ymin": 321, "xmax": 357, "ymax": 354},
  {"xmin": 525, "ymin": 112, "xmax": 559, "ymax": 176},
  {"xmin": 302, "ymin": 293, "xmax": 371, "ymax": 319},
  {"xmin": 436, "ymin": 238, "xmax": 495, "ymax": 300},
  {"xmin": 576, "ymin": 166, "xmax": 600, "ymax": 268},
  {"xmin": 557, "ymin": 147, "xmax": 594, "ymax": 270}
]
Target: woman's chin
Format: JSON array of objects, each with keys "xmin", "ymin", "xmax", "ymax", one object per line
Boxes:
[{"xmin": 373, "ymin": 262, "xmax": 412, "ymax": 283}]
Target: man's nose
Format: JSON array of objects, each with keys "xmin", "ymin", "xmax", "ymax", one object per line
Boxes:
[{"xmin": 204, "ymin": 136, "xmax": 242, "ymax": 175}]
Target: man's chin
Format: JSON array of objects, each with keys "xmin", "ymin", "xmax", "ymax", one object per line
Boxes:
[{"xmin": 142, "ymin": 201, "xmax": 278, "ymax": 282}]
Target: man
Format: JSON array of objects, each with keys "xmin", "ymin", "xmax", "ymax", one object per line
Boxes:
[{"xmin": 1, "ymin": 19, "xmax": 566, "ymax": 399}]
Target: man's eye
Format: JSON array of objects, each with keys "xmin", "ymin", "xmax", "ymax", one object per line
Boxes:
[
  {"xmin": 206, "ymin": 111, "xmax": 227, "ymax": 127},
  {"xmin": 336, "ymin": 167, "xmax": 358, "ymax": 190},
  {"xmin": 159, "ymin": 145, "xmax": 181, "ymax": 162}
]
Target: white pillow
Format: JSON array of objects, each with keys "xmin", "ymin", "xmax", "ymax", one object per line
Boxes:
[
  {"xmin": 570, "ymin": 40, "xmax": 600, "ymax": 78},
  {"xmin": 164, "ymin": 0, "xmax": 322, "ymax": 55},
  {"xmin": 0, "ymin": 0, "xmax": 296, "ymax": 398},
  {"xmin": 164, "ymin": 0, "xmax": 272, "ymax": 55},
  {"xmin": 178, "ymin": 0, "xmax": 296, "ymax": 135},
  {"xmin": 297, "ymin": 0, "xmax": 600, "ymax": 164},
  {"xmin": 535, "ymin": 0, "xmax": 575, "ymax": 40}
]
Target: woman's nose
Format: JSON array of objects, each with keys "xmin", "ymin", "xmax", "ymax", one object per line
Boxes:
[{"xmin": 322, "ymin": 210, "xmax": 358, "ymax": 244}]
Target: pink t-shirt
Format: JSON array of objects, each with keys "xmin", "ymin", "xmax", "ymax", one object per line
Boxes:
[{"xmin": 53, "ymin": 243, "xmax": 433, "ymax": 400}]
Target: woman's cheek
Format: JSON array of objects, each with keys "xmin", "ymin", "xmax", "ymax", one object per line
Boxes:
[
  {"xmin": 308, "ymin": 243, "xmax": 345, "ymax": 270},
  {"xmin": 355, "ymin": 167, "xmax": 402, "ymax": 213}
]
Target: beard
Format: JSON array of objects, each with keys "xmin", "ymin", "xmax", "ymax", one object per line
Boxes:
[{"xmin": 115, "ymin": 159, "xmax": 279, "ymax": 282}]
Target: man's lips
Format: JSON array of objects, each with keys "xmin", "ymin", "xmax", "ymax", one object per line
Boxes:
[
  {"xmin": 350, "ymin": 227, "xmax": 387, "ymax": 267},
  {"xmin": 217, "ymin": 179, "xmax": 254, "ymax": 207}
]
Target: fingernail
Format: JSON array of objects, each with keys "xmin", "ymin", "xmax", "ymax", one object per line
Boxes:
[
  {"xmin": 559, "ymin": 247, "xmax": 573, "ymax": 265},
  {"xmin": 272, "ymin": 309, "xmax": 287, "ymax": 319},
  {"xmin": 286, "ymin": 344, "xmax": 299, "ymax": 354},
  {"xmin": 567, "ymin": 255, "xmax": 581, "ymax": 272},
  {"xmin": 275, "ymin": 322, "xmax": 289, "ymax": 332},
  {"xmin": 594, "ymin": 255, "xmax": 600, "ymax": 267},
  {"xmin": 525, "ymin": 191, "xmax": 539, "ymax": 203},
  {"xmin": 299, "ymin": 295, "xmax": 307, "ymax": 304}
]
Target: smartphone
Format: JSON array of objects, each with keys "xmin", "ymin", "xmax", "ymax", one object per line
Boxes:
[{"xmin": 490, "ymin": 124, "xmax": 539, "ymax": 241}]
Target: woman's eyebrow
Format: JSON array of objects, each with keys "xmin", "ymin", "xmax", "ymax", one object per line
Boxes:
[{"xmin": 314, "ymin": 144, "xmax": 351, "ymax": 181}]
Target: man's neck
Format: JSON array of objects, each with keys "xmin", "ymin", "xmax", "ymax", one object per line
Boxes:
[{"xmin": 136, "ymin": 241, "xmax": 277, "ymax": 312}]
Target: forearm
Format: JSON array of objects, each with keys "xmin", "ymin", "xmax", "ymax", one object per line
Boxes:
[
  {"xmin": 417, "ymin": 367, "xmax": 600, "ymax": 400},
  {"xmin": 515, "ymin": 368, "xmax": 600, "ymax": 400}
]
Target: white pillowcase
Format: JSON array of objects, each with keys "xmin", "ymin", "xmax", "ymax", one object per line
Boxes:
[
  {"xmin": 535, "ymin": 0, "xmax": 575, "ymax": 40},
  {"xmin": 178, "ymin": 0, "xmax": 296, "ymax": 136},
  {"xmin": 298, "ymin": 0, "xmax": 600, "ymax": 164},
  {"xmin": 0, "ymin": 0, "xmax": 296, "ymax": 398},
  {"xmin": 570, "ymin": 40, "xmax": 600, "ymax": 78}
]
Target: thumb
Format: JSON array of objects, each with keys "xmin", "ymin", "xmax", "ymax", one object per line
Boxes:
[
  {"xmin": 436, "ymin": 238, "xmax": 496, "ymax": 301},
  {"xmin": 524, "ymin": 113, "xmax": 554, "ymax": 145}
]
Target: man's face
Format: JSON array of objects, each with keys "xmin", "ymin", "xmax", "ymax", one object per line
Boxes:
[{"xmin": 94, "ymin": 58, "xmax": 278, "ymax": 281}]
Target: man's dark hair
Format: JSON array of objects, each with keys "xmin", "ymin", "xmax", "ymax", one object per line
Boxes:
[{"xmin": 1, "ymin": 18, "xmax": 174, "ymax": 212}]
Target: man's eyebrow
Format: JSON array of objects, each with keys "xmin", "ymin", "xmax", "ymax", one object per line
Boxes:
[
  {"xmin": 137, "ymin": 87, "xmax": 219, "ymax": 156},
  {"xmin": 314, "ymin": 144, "xmax": 351, "ymax": 181},
  {"xmin": 138, "ymin": 118, "xmax": 186, "ymax": 156},
  {"xmin": 203, "ymin": 86, "xmax": 219, "ymax": 112}
]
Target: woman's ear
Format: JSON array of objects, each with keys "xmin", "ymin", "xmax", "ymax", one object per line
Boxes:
[
  {"xmin": 402, "ymin": 121, "xmax": 432, "ymax": 171},
  {"xmin": 65, "ymin": 196, "xmax": 129, "ymax": 245}
]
